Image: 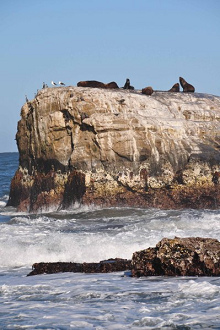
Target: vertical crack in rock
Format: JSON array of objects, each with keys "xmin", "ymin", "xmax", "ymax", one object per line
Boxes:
[{"xmin": 60, "ymin": 109, "xmax": 75, "ymax": 169}]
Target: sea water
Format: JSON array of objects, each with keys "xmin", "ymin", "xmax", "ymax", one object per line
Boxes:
[{"xmin": 0, "ymin": 152, "xmax": 220, "ymax": 329}]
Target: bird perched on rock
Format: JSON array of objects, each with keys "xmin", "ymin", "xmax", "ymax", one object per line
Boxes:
[
  {"xmin": 59, "ymin": 81, "xmax": 65, "ymax": 86},
  {"xmin": 25, "ymin": 95, "xmax": 28, "ymax": 102},
  {"xmin": 51, "ymin": 81, "xmax": 57, "ymax": 86}
]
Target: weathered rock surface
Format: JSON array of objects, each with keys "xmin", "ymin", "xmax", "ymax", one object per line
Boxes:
[
  {"xmin": 131, "ymin": 237, "xmax": 220, "ymax": 277},
  {"xmin": 27, "ymin": 258, "xmax": 131, "ymax": 276},
  {"xmin": 7, "ymin": 86, "xmax": 220, "ymax": 212}
]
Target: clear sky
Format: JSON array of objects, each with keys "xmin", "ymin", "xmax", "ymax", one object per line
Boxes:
[{"xmin": 0, "ymin": 0, "xmax": 220, "ymax": 152}]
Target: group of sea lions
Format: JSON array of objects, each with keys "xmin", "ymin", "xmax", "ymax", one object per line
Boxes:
[
  {"xmin": 77, "ymin": 77, "xmax": 195, "ymax": 95},
  {"xmin": 168, "ymin": 77, "xmax": 195, "ymax": 93}
]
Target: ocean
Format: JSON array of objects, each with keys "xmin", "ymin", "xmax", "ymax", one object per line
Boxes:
[{"xmin": 0, "ymin": 152, "xmax": 220, "ymax": 329}]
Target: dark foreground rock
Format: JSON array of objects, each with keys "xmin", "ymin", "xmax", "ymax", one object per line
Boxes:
[
  {"xmin": 27, "ymin": 258, "xmax": 132, "ymax": 276},
  {"xmin": 27, "ymin": 237, "xmax": 220, "ymax": 277},
  {"xmin": 131, "ymin": 237, "xmax": 220, "ymax": 277}
]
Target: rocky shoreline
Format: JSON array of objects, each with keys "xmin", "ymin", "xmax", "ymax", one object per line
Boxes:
[
  {"xmin": 27, "ymin": 237, "xmax": 220, "ymax": 277},
  {"xmin": 7, "ymin": 86, "xmax": 220, "ymax": 212}
]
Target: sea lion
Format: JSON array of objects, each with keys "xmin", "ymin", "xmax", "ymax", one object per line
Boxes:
[
  {"xmin": 142, "ymin": 86, "xmax": 154, "ymax": 95},
  {"xmin": 123, "ymin": 78, "xmax": 134, "ymax": 90},
  {"xmin": 77, "ymin": 80, "xmax": 106, "ymax": 88},
  {"xmin": 168, "ymin": 83, "xmax": 180, "ymax": 92},
  {"xmin": 106, "ymin": 81, "xmax": 119, "ymax": 89},
  {"xmin": 179, "ymin": 77, "xmax": 195, "ymax": 93},
  {"xmin": 77, "ymin": 80, "xmax": 119, "ymax": 89}
]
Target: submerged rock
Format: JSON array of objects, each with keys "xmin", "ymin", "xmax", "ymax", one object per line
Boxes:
[
  {"xmin": 7, "ymin": 86, "xmax": 220, "ymax": 212},
  {"xmin": 131, "ymin": 237, "xmax": 220, "ymax": 277}
]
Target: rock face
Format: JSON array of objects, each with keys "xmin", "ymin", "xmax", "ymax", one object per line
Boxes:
[
  {"xmin": 7, "ymin": 86, "xmax": 220, "ymax": 212},
  {"xmin": 131, "ymin": 237, "xmax": 220, "ymax": 277}
]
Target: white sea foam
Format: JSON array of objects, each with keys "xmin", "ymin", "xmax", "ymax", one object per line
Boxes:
[
  {"xmin": 0, "ymin": 208, "xmax": 220, "ymax": 269},
  {"xmin": 178, "ymin": 280, "xmax": 220, "ymax": 298}
]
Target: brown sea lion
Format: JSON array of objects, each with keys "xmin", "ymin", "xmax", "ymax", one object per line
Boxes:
[
  {"xmin": 142, "ymin": 86, "xmax": 154, "ymax": 95},
  {"xmin": 168, "ymin": 83, "xmax": 180, "ymax": 92},
  {"xmin": 77, "ymin": 80, "xmax": 119, "ymax": 89},
  {"xmin": 106, "ymin": 81, "xmax": 119, "ymax": 89},
  {"xmin": 179, "ymin": 77, "xmax": 195, "ymax": 93},
  {"xmin": 77, "ymin": 80, "xmax": 106, "ymax": 88}
]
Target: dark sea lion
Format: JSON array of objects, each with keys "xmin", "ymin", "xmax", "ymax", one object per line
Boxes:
[
  {"xmin": 77, "ymin": 80, "xmax": 119, "ymax": 89},
  {"xmin": 106, "ymin": 81, "xmax": 119, "ymax": 89},
  {"xmin": 123, "ymin": 78, "xmax": 130, "ymax": 89},
  {"xmin": 142, "ymin": 86, "xmax": 154, "ymax": 95},
  {"xmin": 168, "ymin": 83, "xmax": 180, "ymax": 92},
  {"xmin": 77, "ymin": 80, "xmax": 106, "ymax": 88},
  {"xmin": 123, "ymin": 78, "xmax": 134, "ymax": 90},
  {"xmin": 179, "ymin": 77, "xmax": 195, "ymax": 93}
]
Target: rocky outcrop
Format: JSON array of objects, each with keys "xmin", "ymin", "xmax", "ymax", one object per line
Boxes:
[
  {"xmin": 131, "ymin": 237, "xmax": 220, "ymax": 277},
  {"xmin": 27, "ymin": 258, "xmax": 131, "ymax": 276},
  {"xmin": 7, "ymin": 86, "xmax": 220, "ymax": 212},
  {"xmin": 27, "ymin": 237, "xmax": 220, "ymax": 276}
]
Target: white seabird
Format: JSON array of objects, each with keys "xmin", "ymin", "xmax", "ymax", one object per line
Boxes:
[
  {"xmin": 59, "ymin": 81, "xmax": 65, "ymax": 86},
  {"xmin": 51, "ymin": 81, "xmax": 57, "ymax": 86}
]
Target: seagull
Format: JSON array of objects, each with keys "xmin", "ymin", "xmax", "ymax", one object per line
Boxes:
[
  {"xmin": 59, "ymin": 81, "xmax": 65, "ymax": 86},
  {"xmin": 51, "ymin": 81, "xmax": 57, "ymax": 86}
]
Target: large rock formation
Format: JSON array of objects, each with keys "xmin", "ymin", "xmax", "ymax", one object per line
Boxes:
[
  {"xmin": 131, "ymin": 237, "xmax": 220, "ymax": 277},
  {"xmin": 7, "ymin": 86, "xmax": 220, "ymax": 212}
]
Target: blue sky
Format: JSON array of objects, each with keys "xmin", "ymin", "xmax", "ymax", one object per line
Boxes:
[{"xmin": 0, "ymin": 0, "xmax": 220, "ymax": 152}]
